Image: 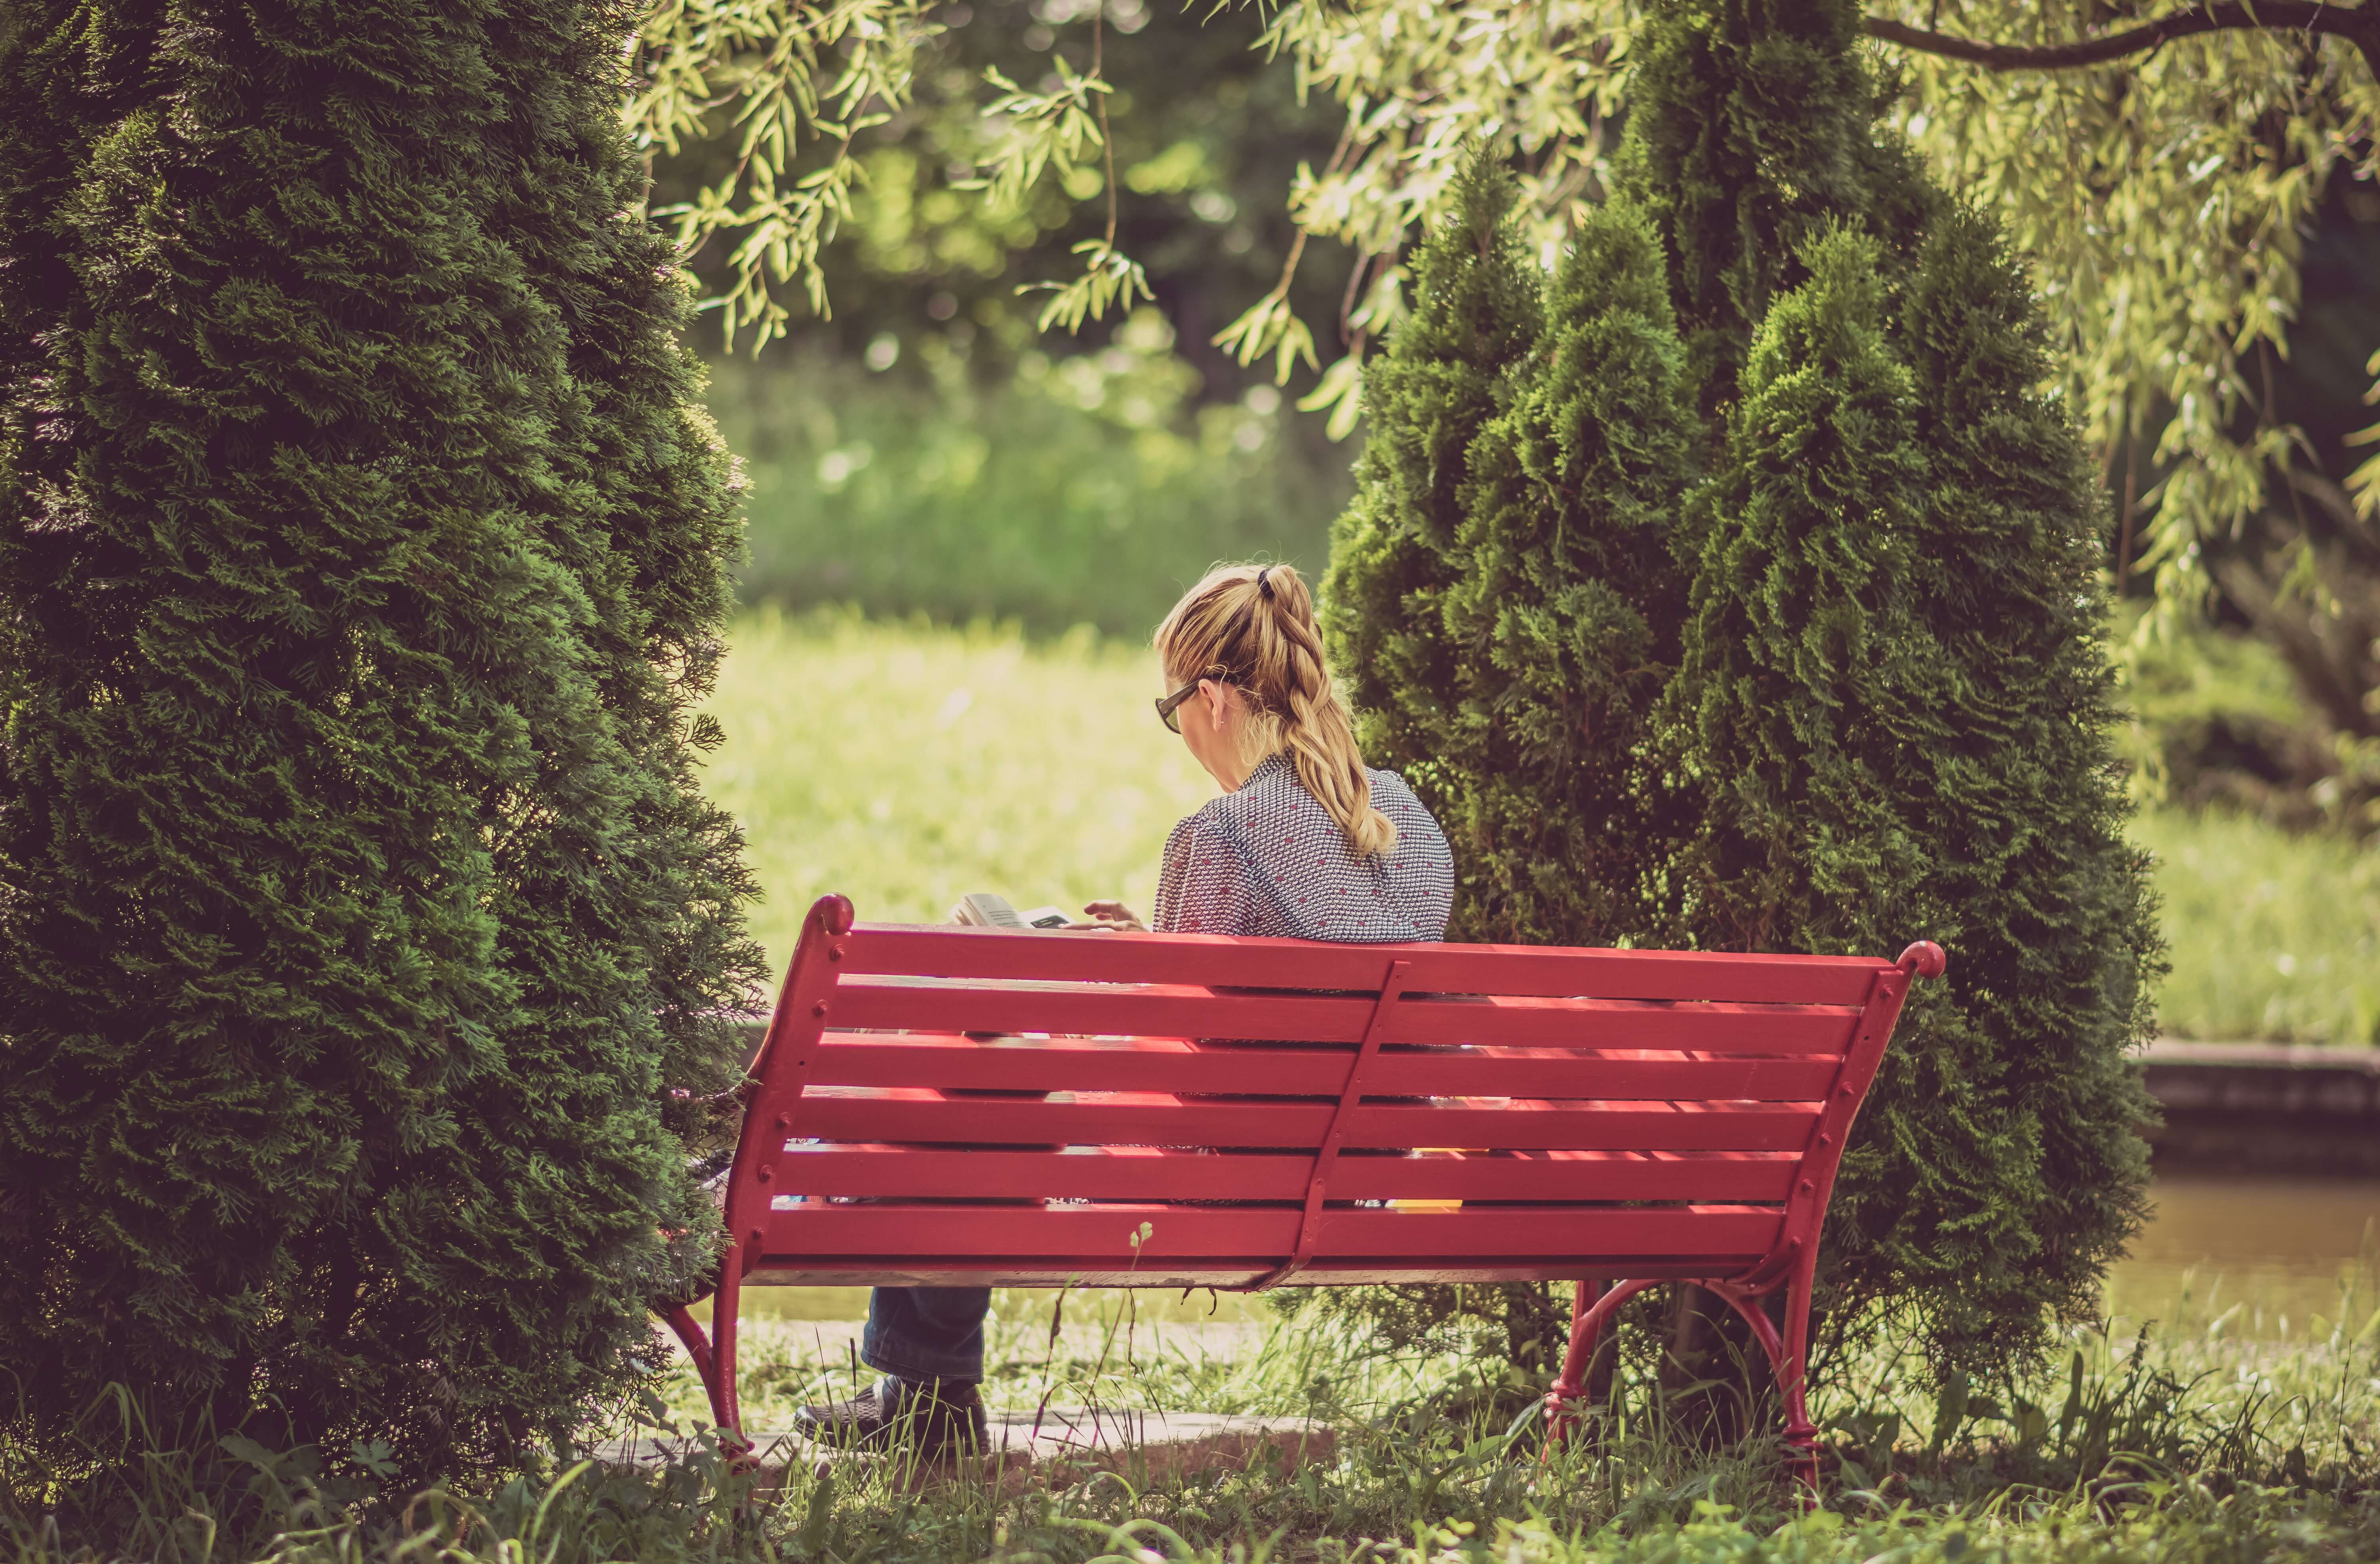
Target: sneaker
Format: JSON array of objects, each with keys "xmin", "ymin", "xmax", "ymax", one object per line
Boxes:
[{"xmin": 794, "ymin": 1374, "xmax": 988, "ymax": 1458}]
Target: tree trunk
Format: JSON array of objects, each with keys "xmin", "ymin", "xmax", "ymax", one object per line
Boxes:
[{"xmin": 1656, "ymin": 1284, "xmax": 1775, "ymax": 1449}]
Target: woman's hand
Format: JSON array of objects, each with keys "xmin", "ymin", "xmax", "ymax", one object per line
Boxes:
[{"xmin": 1070, "ymin": 900, "xmax": 1148, "ymax": 933}]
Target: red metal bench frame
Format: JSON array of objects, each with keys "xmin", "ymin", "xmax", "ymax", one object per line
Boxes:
[{"xmin": 665, "ymin": 894, "xmax": 1943, "ymax": 1483}]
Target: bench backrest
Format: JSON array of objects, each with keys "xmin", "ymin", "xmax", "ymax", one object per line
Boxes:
[{"xmin": 723, "ymin": 896, "xmax": 1935, "ymax": 1291}]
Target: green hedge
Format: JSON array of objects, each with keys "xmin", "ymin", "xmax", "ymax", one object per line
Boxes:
[{"xmin": 0, "ymin": 0, "xmax": 754, "ymax": 1479}]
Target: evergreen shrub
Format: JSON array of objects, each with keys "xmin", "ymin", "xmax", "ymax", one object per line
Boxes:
[
  {"xmin": 1319, "ymin": 0, "xmax": 2160, "ymax": 1382},
  {"xmin": 1439, "ymin": 201, "xmax": 1697, "ymax": 950},
  {"xmin": 1323, "ymin": 158, "xmax": 1543, "ymax": 793},
  {"xmin": 0, "ymin": 0, "xmax": 760, "ymax": 1479},
  {"xmin": 1310, "ymin": 170, "xmax": 1703, "ymax": 1376}
]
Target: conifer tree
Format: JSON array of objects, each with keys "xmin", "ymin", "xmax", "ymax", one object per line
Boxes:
[
  {"xmin": 1620, "ymin": 0, "xmax": 2154, "ymax": 1386},
  {"xmin": 1321, "ymin": 156, "xmax": 1541, "ymax": 815},
  {"xmin": 1319, "ymin": 0, "xmax": 2160, "ymax": 1388},
  {"xmin": 472, "ymin": 0, "xmax": 762, "ymax": 1170},
  {"xmin": 0, "ymin": 0, "xmax": 757, "ymax": 1477},
  {"xmin": 1439, "ymin": 202, "xmax": 1696, "ymax": 948},
  {"xmin": 1673, "ymin": 227, "xmax": 1930, "ymax": 956},
  {"xmin": 1315, "ymin": 182, "xmax": 1706, "ymax": 1377},
  {"xmin": 1616, "ymin": 0, "xmax": 1933, "ymax": 413},
  {"xmin": 1672, "ymin": 221, "xmax": 2160, "ymax": 1378},
  {"xmin": 1831, "ymin": 206, "xmax": 2158, "ymax": 1354}
]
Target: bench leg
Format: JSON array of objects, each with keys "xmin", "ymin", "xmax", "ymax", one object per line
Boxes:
[
  {"xmin": 711, "ymin": 1249, "xmax": 748, "ymax": 1454},
  {"xmin": 663, "ymin": 1304, "xmax": 726, "ymax": 1424},
  {"xmin": 1543, "ymin": 1278, "xmax": 1656, "ymax": 1454},
  {"xmin": 1701, "ymin": 1272, "xmax": 1818, "ymax": 1495},
  {"xmin": 1777, "ymin": 1247, "xmax": 1819, "ymax": 1491},
  {"xmin": 660, "ymin": 1246, "xmax": 750, "ymax": 1463}
]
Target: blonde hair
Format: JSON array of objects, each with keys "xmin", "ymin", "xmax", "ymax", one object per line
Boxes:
[{"xmin": 1154, "ymin": 563, "xmax": 1397, "ymax": 859}]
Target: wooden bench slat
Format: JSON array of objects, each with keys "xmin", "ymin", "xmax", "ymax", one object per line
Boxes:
[
  {"xmin": 1316, "ymin": 1205, "xmax": 1783, "ymax": 1257},
  {"xmin": 796, "ymin": 1092, "xmax": 1330, "ymax": 1148},
  {"xmin": 772, "ymin": 1146, "xmax": 1799, "ymax": 1203},
  {"xmin": 824, "ymin": 983, "xmax": 1862, "ymax": 1055},
  {"xmin": 810, "ymin": 1036, "xmax": 1842, "ymax": 1100},
  {"xmin": 775, "ymin": 1148, "xmax": 1315, "ymax": 1200},
  {"xmin": 837, "ymin": 927, "xmax": 1887, "ymax": 1005},
  {"xmin": 1344, "ymin": 1102, "xmax": 1818, "ymax": 1152},
  {"xmin": 747, "ymin": 1259, "xmax": 1750, "ymax": 1287},
  {"xmin": 814, "ymin": 1035, "xmax": 1343, "ymax": 1094},
  {"xmin": 1387, "ymin": 996, "xmax": 1860, "ymax": 1053},
  {"xmin": 1327, "ymin": 1150, "xmax": 1798, "ymax": 1202},
  {"xmin": 758, "ymin": 1202, "xmax": 1783, "ymax": 1261},
  {"xmin": 790, "ymin": 1093, "xmax": 1820, "ymax": 1151},
  {"xmin": 827, "ymin": 980, "xmax": 1379, "ymax": 1042}
]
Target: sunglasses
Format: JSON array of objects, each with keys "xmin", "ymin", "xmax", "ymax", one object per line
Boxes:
[{"xmin": 1155, "ymin": 668, "xmax": 1232, "ymax": 733}]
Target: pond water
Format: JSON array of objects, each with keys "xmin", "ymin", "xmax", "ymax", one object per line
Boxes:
[
  {"xmin": 2104, "ymin": 1174, "xmax": 2380, "ymax": 1341},
  {"xmin": 716, "ymin": 1176, "xmax": 2380, "ymax": 1342}
]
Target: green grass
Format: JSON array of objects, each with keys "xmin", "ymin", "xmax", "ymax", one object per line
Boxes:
[
  {"xmin": 15, "ymin": 1275, "xmax": 2378, "ymax": 1563},
  {"xmin": 705, "ymin": 612, "xmax": 2380, "ymax": 1042},
  {"xmin": 707, "ymin": 324, "xmax": 1350, "ymax": 639},
  {"xmin": 2133, "ymin": 810, "xmax": 2380, "ymax": 1044},
  {"xmin": 705, "ymin": 608, "xmax": 1215, "ymax": 964}
]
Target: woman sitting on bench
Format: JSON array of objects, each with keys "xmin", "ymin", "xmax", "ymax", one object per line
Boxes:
[{"xmin": 795, "ymin": 561, "xmax": 1455, "ymax": 1454}]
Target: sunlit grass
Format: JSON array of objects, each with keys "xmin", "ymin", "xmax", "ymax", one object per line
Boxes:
[
  {"xmin": 630, "ymin": 1259, "xmax": 2380, "ymax": 1561},
  {"xmin": 2134, "ymin": 808, "xmax": 2380, "ymax": 1044},
  {"xmin": 704, "ymin": 607, "xmax": 1215, "ymax": 971},
  {"xmin": 659, "ymin": 1265, "xmax": 2380, "ymax": 1455}
]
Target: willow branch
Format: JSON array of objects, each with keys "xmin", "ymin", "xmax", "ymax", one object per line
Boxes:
[
  {"xmin": 1094, "ymin": 1, "xmax": 1118, "ymax": 248},
  {"xmin": 1865, "ymin": 4, "xmax": 2380, "ymax": 78}
]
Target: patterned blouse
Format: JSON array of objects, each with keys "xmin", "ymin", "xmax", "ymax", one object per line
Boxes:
[{"xmin": 1153, "ymin": 752, "xmax": 1453, "ymax": 942}]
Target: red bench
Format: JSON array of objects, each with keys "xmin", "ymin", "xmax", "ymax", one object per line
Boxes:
[{"xmin": 666, "ymin": 894, "xmax": 1943, "ymax": 1482}]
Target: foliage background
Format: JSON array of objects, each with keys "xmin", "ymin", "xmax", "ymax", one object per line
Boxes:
[
  {"xmin": 715, "ymin": 315, "xmax": 1348, "ymax": 635},
  {"xmin": 667, "ymin": 2, "xmax": 2380, "ymax": 1054},
  {"xmin": 638, "ymin": 0, "xmax": 2380, "ymax": 838}
]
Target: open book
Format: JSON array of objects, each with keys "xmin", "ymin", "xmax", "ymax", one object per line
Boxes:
[{"xmin": 953, "ymin": 892, "xmax": 1070, "ymax": 930}]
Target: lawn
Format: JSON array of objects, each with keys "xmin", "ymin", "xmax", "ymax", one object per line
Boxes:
[
  {"xmin": 705, "ymin": 611, "xmax": 2380, "ymax": 1044},
  {"xmin": 35, "ymin": 1266, "xmax": 2374, "ymax": 1564},
  {"xmin": 709, "ymin": 331, "xmax": 1349, "ymax": 640},
  {"xmin": 706, "ymin": 607, "xmax": 1215, "ymax": 955},
  {"xmin": 2132, "ymin": 810, "xmax": 2380, "ymax": 1044}
]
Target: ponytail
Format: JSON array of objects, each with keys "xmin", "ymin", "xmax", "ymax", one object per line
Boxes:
[{"xmin": 1154, "ymin": 563, "xmax": 1397, "ymax": 859}]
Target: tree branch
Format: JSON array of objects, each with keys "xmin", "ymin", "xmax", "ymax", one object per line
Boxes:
[
  {"xmin": 1866, "ymin": 4, "xmax": 2380, "ymax": 79},
  {"xmin": 2285, "ymin": 467, "xmax": 2380, "ymax": 567}
]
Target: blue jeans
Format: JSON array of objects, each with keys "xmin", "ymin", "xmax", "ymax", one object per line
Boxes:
[{"xmin": 862, "ymin": 1286, "xmax": 990, "ymax": 1383}]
